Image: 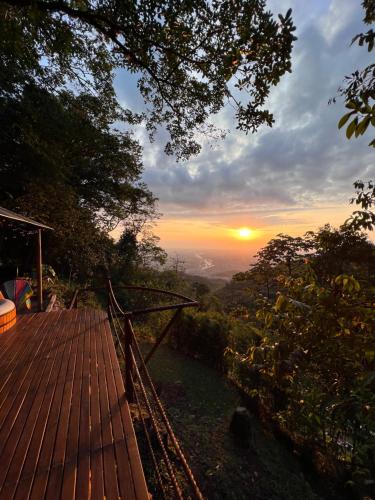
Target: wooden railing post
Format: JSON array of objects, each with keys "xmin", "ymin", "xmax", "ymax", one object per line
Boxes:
[
  {"xmin": 68, "ymin": 289, "xmax": 79, "ymax": 310},
  {"xmin": 107, "ymin": 278, "xmax": 112, "ymax": 321},
  {"xmin": 124, "ymin": 317, "xmax": 134, "ymax": 403},
  {"xmin": 36, "ymin": 229, "xmax": 43, "ymax": 311}
]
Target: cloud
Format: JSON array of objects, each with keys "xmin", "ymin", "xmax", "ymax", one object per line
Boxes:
[{"xmin": 115, "ymin": 1, "xmax": 374, "ymax": 228}]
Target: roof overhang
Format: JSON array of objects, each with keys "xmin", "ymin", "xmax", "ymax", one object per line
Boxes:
[{"xmin": 0, "ymin": 206, "xmax": 53, "ymax": 230}]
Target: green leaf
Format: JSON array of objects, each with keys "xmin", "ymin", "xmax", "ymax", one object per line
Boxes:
[
  {"xmin": 346, "ymin": 119, "xmax": 357, "ymax": 139},
  {"xmin": 346, "ymin": 101, "xmax": 358, "ymax": 110},
  {"xmin": 265, "ymin": 312, "xmax": 273, "ymax": 328},
  {"xmin": 338, "ymin": 111, "xmax": 354, "ymax": 129},
  {"xmin": 357, "ymin": 116, "xmax": 371, "ymax": 135},
  {"xmin": 275, "ymin": 294, "xmax": 287, "ymax": 312}
]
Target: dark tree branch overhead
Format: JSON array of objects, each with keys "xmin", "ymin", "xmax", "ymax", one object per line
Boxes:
[{"xmin": 1, "ymin": 0, "xmax": 296, "ymax": 159}]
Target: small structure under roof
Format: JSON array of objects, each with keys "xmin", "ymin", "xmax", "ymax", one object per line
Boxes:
[{"xmin": 0, "ymin": 206, "xmax": 53, "ymax": 311}]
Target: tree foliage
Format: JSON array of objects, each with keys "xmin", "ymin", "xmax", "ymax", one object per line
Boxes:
[
  {"xmin": 115, "ymin": 226, "xmax": 167, "ymax": 281},
  {"xmin": 0, "ymin": 0, "xmax": 296, "ymax": 158},
  {"xmin": 234, "ymin": 234, "xmax": 309, "ymax": 298},
  {"xmin": 305, "ymin": 223, "xmax": 375, "ymax": 284},
  {"xmin": 245, "ymin": 269, "xmax": 375, "ymax": 494},
  {"xmin": 346, "ymin": 179, "xmax": 375, "ymax": 231},
  {"xmin": 253, "ymin": 233, "xmax": 307, "ymax": 276},
  {"xmin": 227, "ymin": 189, "xmax": 375, "ymax": 494},
  {"xmin": 337, "ymin": 1, "xmax": 375, "ymax": 147},
  {"xmin": 0, "ymin": 84, "xmax": 156, "ymax": 279}
]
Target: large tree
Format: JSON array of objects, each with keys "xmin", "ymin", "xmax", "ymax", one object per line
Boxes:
[
  {"xmin": 305, "ymin": 223, "xmax": 375, "ymax": 284},
  {"xmin": 0, "ymin": 0, "xmax": 296, "ymax": 159},
  {"xmin": 251, "ymin": 233, "xmax": 307, "ymax": 277},
  {"xmin": 0, "ymin": 84, "xmax": 156, "ymax": 278}
]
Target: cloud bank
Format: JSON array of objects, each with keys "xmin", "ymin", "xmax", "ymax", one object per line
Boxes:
[{"xmin": 115, "ymin": 1, "xmax": 374, "ymax": 246}]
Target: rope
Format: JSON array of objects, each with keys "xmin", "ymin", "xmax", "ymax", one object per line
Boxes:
[
  {"xmin": 110, "ymin": 299, "xmax": 175, "ymax": 498},
  {"xmin": 130, "ymin": 348, "xmax": 183, "ymax": 499},
  {"xmin": 131, "ymin": 371, "xmax": 168, "ymax": 500},
  {"xmin": 108, "ymin": 280, "xmax": 204, "ymax": 500},
  {"xmin": 129, "ymin": 322, "xmax": 204, "ymax": 500}
]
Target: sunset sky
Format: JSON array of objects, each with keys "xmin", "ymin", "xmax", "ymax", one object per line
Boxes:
[{"xmin": 115, "ymin": 0, "xmax": 374, "ymax": 257}]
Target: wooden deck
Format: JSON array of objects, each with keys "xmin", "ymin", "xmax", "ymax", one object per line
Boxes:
[{"xmin": 0, "ymin": 309, "xmax": 149, "ymax": 500}]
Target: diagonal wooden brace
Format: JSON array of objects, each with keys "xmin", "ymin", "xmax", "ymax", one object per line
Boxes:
[{"xmin": 143, "ymin": 308, "xmax": 182, "ymax": 367}]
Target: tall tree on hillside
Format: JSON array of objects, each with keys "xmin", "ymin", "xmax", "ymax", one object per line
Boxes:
[
  {"xmin": 234, "ymin": 260, "xmax": 276, "ymax": 299},
  {"xmin": 116, "ymin": 227, "xmax": 166, "ymax": 278},
  {"xmin": 305, "ymin": 223, "xmax": 375, "ymax": 283},
  {"xmin": 253, "ymin": 234, "xmax": 307, "ymax": 276},
  {"xmin": 0, "ymin": 85, "xmax": 156, "ymax": 279},
  {"xmin": 0, "ymin": 0, "xmax": 296, "ymax": 159},
  {"xmin": 234, "ymin": 234, "xmax": 307, "ymax": 299}
]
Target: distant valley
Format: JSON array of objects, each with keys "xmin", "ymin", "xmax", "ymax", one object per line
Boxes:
[{"xmin": 166, "ymin": 249, "xmax": 251, "ymax": 281}]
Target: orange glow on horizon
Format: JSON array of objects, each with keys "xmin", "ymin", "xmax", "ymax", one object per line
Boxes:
[
  {"xmin": 111, "ymin": 202, "xmax": 364, "ymax": 257},
  {"xmin": 112, "ymin": 218, "xmax": 266, "ymax": 254}
]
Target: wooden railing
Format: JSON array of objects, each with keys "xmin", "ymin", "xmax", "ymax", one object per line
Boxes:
[{"xmin": 70, "ymin": 280, "xmax": 203, "ymax": 499}]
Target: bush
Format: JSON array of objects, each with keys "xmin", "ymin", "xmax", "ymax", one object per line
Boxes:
[
  {"xmin": 171, "ymin": 310, "xmax": 231, "ymax": 370},
  {"xmin": 171, "ymin": 309, "xmax": 260, "ymax": 372},
  {"xmin": 228, "ymin": 268, "xmax": 375, "ymax": 493}
]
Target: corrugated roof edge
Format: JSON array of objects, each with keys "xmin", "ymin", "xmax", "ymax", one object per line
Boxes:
[{"xmin": 0, "ymin": 206, "xmax": 53, "ymax": 230}]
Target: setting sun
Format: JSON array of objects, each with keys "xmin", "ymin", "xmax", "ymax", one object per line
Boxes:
[{"xmin": 236, "ymin": 227, "xmax": 253, "ymax": 240}]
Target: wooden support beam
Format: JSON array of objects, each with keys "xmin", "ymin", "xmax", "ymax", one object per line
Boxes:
[
  {"xmin": 36, "ymin": 229, "xmax": 43, "ymax": 312},
  {"xmin": 45, "ymin": 294, "xmax": 57, "ymax": 312},
  {"xmin": 143, "ymin": 308, "xmax": 182, "ymax": 366},
  {"xmin": 68, "ymin": 289, "xmax": 79, "ymax": 310}
]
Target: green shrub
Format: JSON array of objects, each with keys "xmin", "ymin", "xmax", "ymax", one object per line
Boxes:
[
  {"xmin": 228, "ymin": 268, "xmax": 375, "ymax": 491},
  {"xmin": 171, "ymin": 310, "xmax": 231, "ymax": 370},
  {"xmin": 171, "ymin": 310, "xmax": 260, "ymax": 372}
]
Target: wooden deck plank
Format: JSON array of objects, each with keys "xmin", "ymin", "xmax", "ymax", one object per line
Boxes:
[
  {"xmin": 103, "ymin": 315, "xmax": 149, "ymax": 500},
  {"xmin": 40, "ymin": 309, "xmax": 81, "ymax": 500},
  {"xmin": 89, "ymin": 309, "xmax": 105, "ymax": 499},
  {"xmin": 75, "ymin": 309, "xmax": 91, "ymax": 499},
  {"xmin": 0, "ymin": 315, "xmax": 42, "ymax": 371},
  {"xmin": 0, "ymin": 309, "xmax": 148, "ymax": 500},
  {"xmin": 0, "ymin": 312, "xmax": 59, "ymax": 471},
  {"xmin": 28, "ymin": 310, "xmax": 77, "ymax": 499},
  {"xmin": 0, "ymin": 312, "xmax": 69, "ymax": 498},
  {"xmin": 94, "ymin": 309, "xmax": 121, "ymax": 499},
  {"xmin": 59, "ymin": 308, "xmax": 85, "ymax": 500},
  {"xmin": 0, "ymin": 329, "xmax": 57, "ymax": 492},
  {"xmin": 98, "ymin": 310, "xmax": 136, "ymax": 500},
  {"xmin": 0, "ymin": 314, "xmax": 48, "ymax": 420},
  {"xmin": 0, "ymin": 314, "xmax": 35, "ymax": 368},
  {"xmin": 0, "ymin": 316, "xmax": 40, "ymax": 397}
]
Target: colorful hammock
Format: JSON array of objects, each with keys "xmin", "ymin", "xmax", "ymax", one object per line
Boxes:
[{"xmin": 2, "ymin": 279, "xmax": 33, "ymax": 310}]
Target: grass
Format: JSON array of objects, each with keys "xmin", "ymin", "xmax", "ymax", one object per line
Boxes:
[{"xmin": 143, "ymin": 342, "xmax": 320, "ymax": 500}]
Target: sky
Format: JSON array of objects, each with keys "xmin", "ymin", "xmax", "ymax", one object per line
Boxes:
[{"xmin": 114, "ymin": 0, "xmax": 374, "ymax": 259}]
